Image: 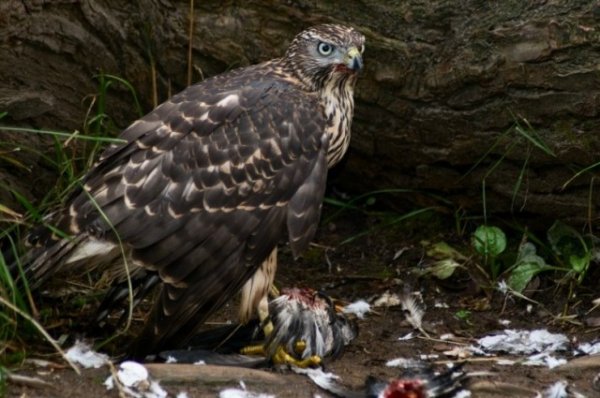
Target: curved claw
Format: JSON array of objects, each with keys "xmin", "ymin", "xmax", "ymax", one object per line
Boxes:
[
  {"xmin": 240, "ymin": 342, "xmax": 322, "ymax": 368},
  {"xmin": 273, "ymin": 345, "xmax": 321, "ymax": 368}
]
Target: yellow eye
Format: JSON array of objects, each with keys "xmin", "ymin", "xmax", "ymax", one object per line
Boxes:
[{"xmin": 317, "ymin": 42, "xmax": 334, "ymax": 56}]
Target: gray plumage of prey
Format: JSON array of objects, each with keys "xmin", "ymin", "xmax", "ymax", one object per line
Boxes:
[{"xmin": 21, "ymin": 24, "xmax": 364, "ymax": 358}]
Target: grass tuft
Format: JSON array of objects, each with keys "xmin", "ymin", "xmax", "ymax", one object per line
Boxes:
[{"xmin": 0, "ymin": 73, "xmax": 144, "ymax": 373}]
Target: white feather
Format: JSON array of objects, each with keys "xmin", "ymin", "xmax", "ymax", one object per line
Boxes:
[{"xmin": 66, "ymin": 239, "xmax": 116, "ymax": 264}]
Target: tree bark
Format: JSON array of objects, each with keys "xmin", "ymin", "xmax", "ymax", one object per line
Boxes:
[{"xmin": 1, "ymin": 0, "xmax": 599, "ymax": 226}]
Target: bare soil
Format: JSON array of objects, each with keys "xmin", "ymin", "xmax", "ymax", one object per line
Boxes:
[{"xmin": 7, "ymin": 206, "xmax": 600, "ymax": 397}]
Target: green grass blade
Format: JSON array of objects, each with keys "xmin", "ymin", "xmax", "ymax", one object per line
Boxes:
[
  {"xmin": 562, "ymin": 161, "xmax": 600, "ymax": 190},
  {"xmin": 514, "ymin": 124, "xmax": 555, "ymax": 157},
  {"xmin": 101, "ymin": 74, "xmax": 144, "ymax": 117},
  {"xmin": 0, "ymin": 126, "xmax": 125, "ymax": 144},
  {"xmin": 511, "ymin": 149, "xmax": 530, "ymax": 212}
]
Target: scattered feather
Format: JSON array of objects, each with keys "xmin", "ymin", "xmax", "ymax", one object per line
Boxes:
[
  {"xmin": 105, "ymin": 361, "xmax": 167, "ymax": 398},
  {"xmin": 497, "ymin": 280, "xmax": 509, "ymax": 294},
  {"xmin": 575, "ymin": 341, "xmax": 600, "ymax": 355},
  {"xmin": 495, "ymin": 359, "xmax": 516, "ymax": 366},
  {"xmin": 440, "ymin": 333, "xmax": 455, "ymax": 340},
  {"xmin": 165, "ymin": 356, "xmax": 177, "ymax": 364},
  {"xmin": 524, "ymin": 353, "xmax": 567, "ymax": 369},
  {"xmin": 176, "ymin": 393, "xmax": 189, "ymax": 398},
  {"xmin": 400, "ymin": 293, "xmax": 426, "ymax": 335},
  {"xmin": 420, "ymin": 354, "xmax": 439, "ymax": 360},
  {"xmin": 526, "ymin": 304, "xmax": 533, "ymax": 313},
  {"xmin": 219, "ymin": 381, "xmax": 275, "ymax": 398},
  {"xmin": 398, "ymin": 332, "xmax": 415, "ymax": 341},
  {"xmin": 292, "ymin": 366, "xmax": 348, "ymax": 397},
  {"xmin": 543, "ymin": 381, "xmax": 567, "ymax": 398},
  {"xmin": 372, "ymin": 291, "xmax": 401, "ymax": 307},
  {"xmin": 434, "ymin": 301, "xmax": 449, "ymax": 308},
  {"xmin": 113, "ymin": 361, "xmax": 149, "ymax": 387},
  {"xmin": 498, "ymin": 319, "xmax": 511, "ymax": 326},
  {"xmin": 193, "ymin": 360, "xmax": 206, "ymax": 365},
  {"xmin": 343, "ymin": 299, "xmax": 371, "ymax": 319},
  {"xmin": 385, "ymin": 357, "xmax": 425, "ymax": 368},
  {"xmin": 65, "ymin": 340, "xmax": 109, "ymax": 369},
  {"xmin": 475, "ymin": 329, "xmax": 568, "ymax": 355}
]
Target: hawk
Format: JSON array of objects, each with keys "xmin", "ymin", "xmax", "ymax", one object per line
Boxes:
[{"xmin": 20, "ymin": 24, "xmax": 365, "ymax": 358}]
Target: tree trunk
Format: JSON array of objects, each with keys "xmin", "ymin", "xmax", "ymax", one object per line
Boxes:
[{"xmin": 1, "ymin": 0, "xmax": 599, "ymax": 227}]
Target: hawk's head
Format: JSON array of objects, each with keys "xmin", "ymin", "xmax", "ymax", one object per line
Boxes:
[{"xmin": 284, "ymin": 24, "xmax": 365, "ymax": 91}]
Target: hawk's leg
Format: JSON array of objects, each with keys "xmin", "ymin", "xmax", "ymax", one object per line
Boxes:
[
  {"xmin": 239, "ymin": 249, "xmax": 321, "ymax": 367},
  {"xmin": 240, "ymin": 248, "xmax": 278, "ymax": 335}
]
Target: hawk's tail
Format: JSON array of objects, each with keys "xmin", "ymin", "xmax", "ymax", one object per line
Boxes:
[{"xmin": 6, "ymin": 225, "xmax": 88, "ymax": 290}]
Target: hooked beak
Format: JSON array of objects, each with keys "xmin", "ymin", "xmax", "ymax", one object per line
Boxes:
[{"xmin": 344, "ymin": 46, "xmax": 363, "ymax": 72}]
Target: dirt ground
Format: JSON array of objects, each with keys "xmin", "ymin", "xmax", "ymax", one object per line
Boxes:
[{"xmin": 7, "ymin": 205, "xmax": 600, "ymax": 397}]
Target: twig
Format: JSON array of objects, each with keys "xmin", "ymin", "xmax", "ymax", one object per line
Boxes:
[
  {"xmin": 415, "ymin": 335, "xmax": 469, "ymax": 346},
  {"xmin": 6, "ymin": 372, "xmax": 52, "ymax": 389},
  {"xmin": 106, "ymin": 361, "xmax": 128, "ymax": 398}
]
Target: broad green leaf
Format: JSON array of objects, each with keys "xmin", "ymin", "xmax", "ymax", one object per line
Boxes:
[
  {"xmin": 472, "ymin": 225, "xmax": 506, "ymax": 258},
  {"xmin": 428, "ymin": 259, "xmax": 461, "ymax": 279},
  {"xmin": 547, "ymin": 221, "xmax": 589, "ymax": 272},
  {"xmin": 507, "ymin": 262, "xmax": 543, "ymax": 292},
  {"xmin": 507, "ymin": 242, "xmax": 548, "ymax": 292}
]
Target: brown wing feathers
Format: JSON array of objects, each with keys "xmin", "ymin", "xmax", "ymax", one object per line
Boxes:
[
  {"xmin": 19, "ymin": 24, "xmax": 364, "ymax": 356},
  {"xmin": 132, "ymin": 93, "xmax": 328, "ymax": 354},
  {"xmin": 63, "ymin": 70, "xmax": 328, "ymax": 354}
]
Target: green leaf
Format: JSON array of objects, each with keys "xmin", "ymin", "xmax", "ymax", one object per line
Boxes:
[
  {"xmin": 569, "ymin": 253, "xmax": 590, "ymax": 273},
  {"xmin": 472, "ymin": 225, "xmax": 506, "ymax": 258},
  {"xmin": 427, "ymin": 258, "xmax": 460, "ymax": 279},
  {"xmin": 507, "ymin": 262, "xmax": 541, "ymax": 293},
  {"xmin": 454, "ymin": 309, "xmax": 471, "ymax": 321},
  {"xmin": 548, "ymin": 221, "xmax": 580, "ymax": 256},
  {"xmin": 507, "ymin": 242, "xmax": 548, "ymax": 292},
  {"xmin": 547, "ymin": 220, "xmax": 590, "ymax": 273}
]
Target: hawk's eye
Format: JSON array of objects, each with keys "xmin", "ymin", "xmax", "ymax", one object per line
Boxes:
[{"xmin": 317, "ymin": 42, "xmax": 334, "ymax": 56}]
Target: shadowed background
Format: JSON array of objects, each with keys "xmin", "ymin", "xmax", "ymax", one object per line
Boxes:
[{"xmin": 1, "ymin": 0, "xmax": 599, "ymax": 227}]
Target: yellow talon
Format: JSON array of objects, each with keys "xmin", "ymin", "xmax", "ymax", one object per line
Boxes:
[
  {"xmin": 240, "ymin": 343, "xmax": 321, "ymax": 367},
  {"xmin": 240, "ymin": 344, "xmax": 266, "ymax": 356},
  {"xmin": 273, "ymin": 346, "xmax": 321, "ymax": 368},
  {"xmin": 294, "ymin": 340, "xmax": 307, "ymax": 355}
]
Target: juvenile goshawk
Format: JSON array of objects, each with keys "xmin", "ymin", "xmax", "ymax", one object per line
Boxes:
[{"xmin": 22, "ymin": 24, "xmax": 365, "ymax": 357}]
